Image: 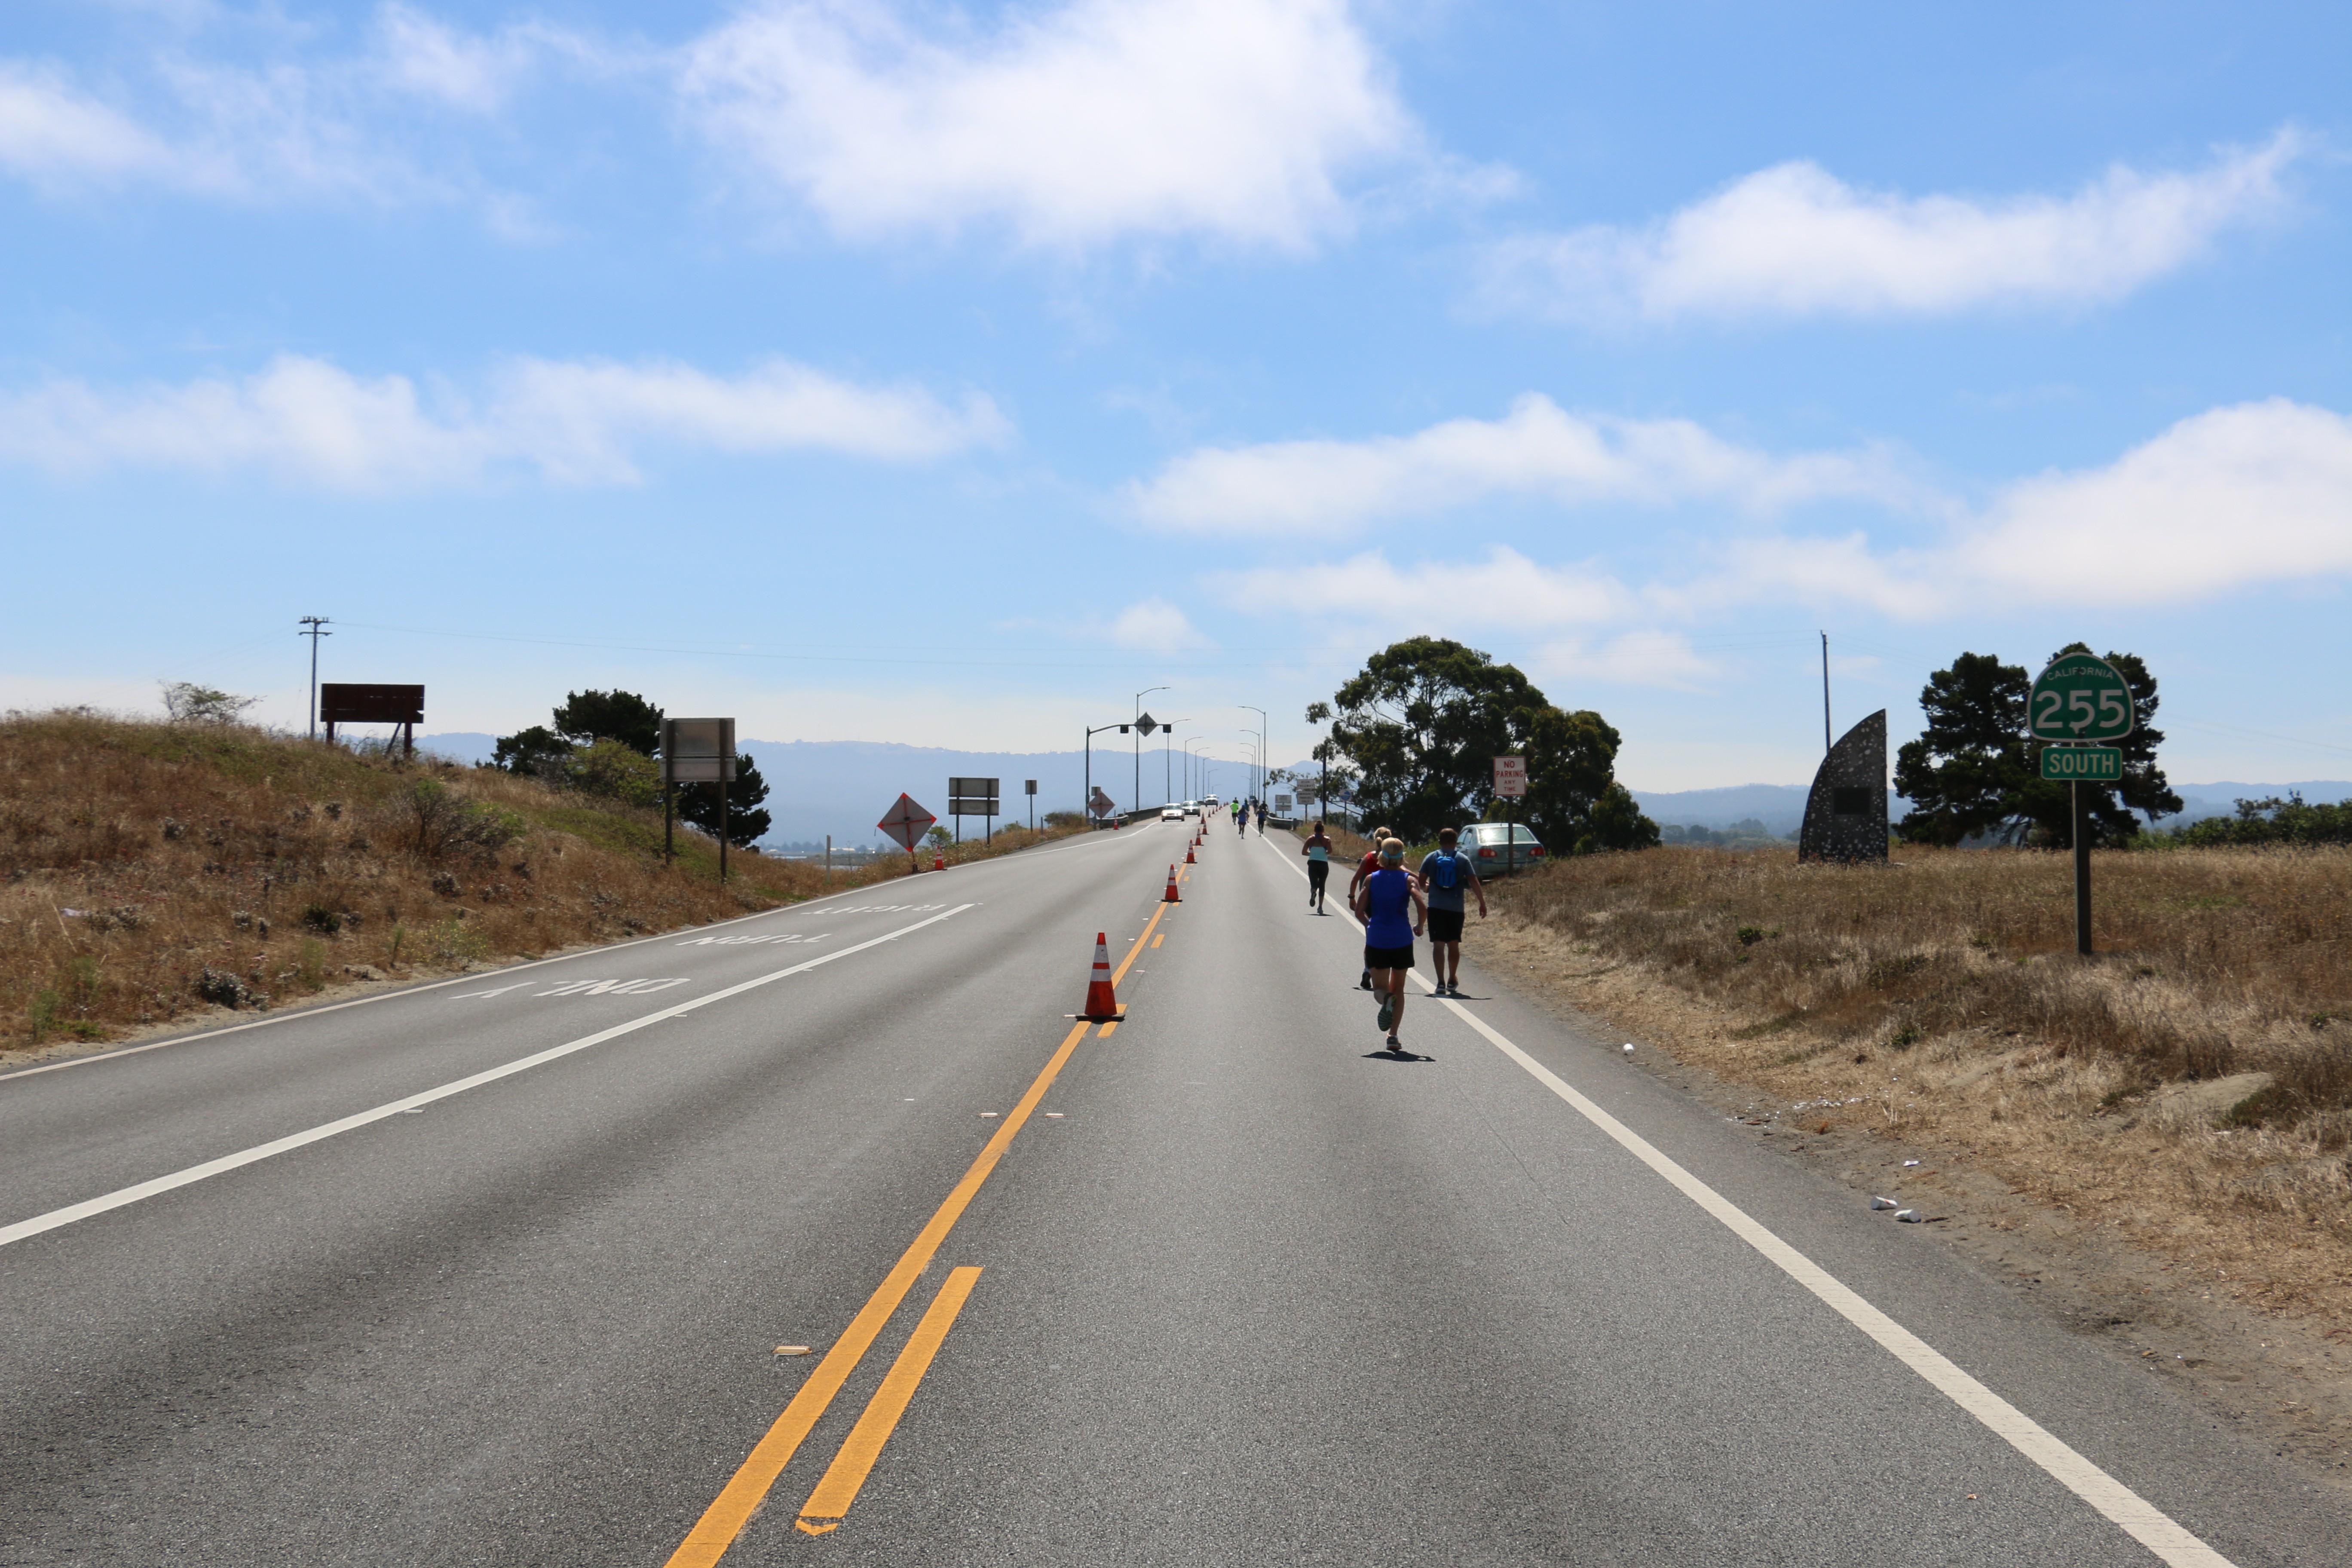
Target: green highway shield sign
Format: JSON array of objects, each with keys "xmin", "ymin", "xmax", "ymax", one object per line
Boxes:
[
  {"xmin": 2028, "ymin": 651, "xmax": 2135, "ymax": 742},
  {"xmin": 2041, "ymin": 745, "xmax": 2122, "ymax": 783}
]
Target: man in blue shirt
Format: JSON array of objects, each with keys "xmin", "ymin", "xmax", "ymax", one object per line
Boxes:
[
  {"xmin": 1351, "ymin": 838, "xmax": 1426, "ymax": 1052},
  {"xmin": 1416, "ymin": 826, "xmax": 1487, "ymax": 997}
]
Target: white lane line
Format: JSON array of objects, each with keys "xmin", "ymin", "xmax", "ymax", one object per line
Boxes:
[
  {"xmin": 0, "ymin": 906, "xmax": 975, "ymax": 1251},
  {"xmin": 0, "ymin": 879, "xmax": 912, "ymax": 1086},
  {"xmin": 1255, "ymin": 835, "xmax": 2231, "ymax": 1568}
]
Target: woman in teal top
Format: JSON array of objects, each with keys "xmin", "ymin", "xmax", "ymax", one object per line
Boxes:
[{"xmin": 1301, "ymin": 821, "xmax": 1332, "ymax": 912}]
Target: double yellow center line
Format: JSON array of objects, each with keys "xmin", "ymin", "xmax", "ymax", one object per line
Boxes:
[{"xmin": 663, "ymin": 897, "xmax": 1174, "ymax": 1564}]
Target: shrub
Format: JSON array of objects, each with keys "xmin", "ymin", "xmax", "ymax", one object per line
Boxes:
[
  {"xmin": 567, "ymin": 739, "xmax": 663, "ymax": 808},
  {"xmin": 300, "ymin": 903, "xmax": 343, "ymax": 935},
  {"xmin": 2170, "ymin": 794, "xmax": 2352, "ymax": 848},
  {"xmin": 404, "ymin": 780, "xmax": 529, "ymax": 861},
  {"xmin": 196, "ymin": 966, "xmax": 254, "ymax": 1008}
]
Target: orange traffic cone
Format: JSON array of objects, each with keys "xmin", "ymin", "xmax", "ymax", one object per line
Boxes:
[
  {"xmin": 1184, "ymin": 843, "xmax": 1196, "ymax": 864},
  {"xmin": 1078, "ymin": 932, "xmax": 1121, "ymax": 1021},
  {"xmin": 1163, "ymin": 864, "xmax": 1182, "ymax": 902}
]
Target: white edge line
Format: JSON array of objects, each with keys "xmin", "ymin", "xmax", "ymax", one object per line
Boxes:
[
  {"xmin": 0, "ymin": 905, "xmax": 975, "ymax": 1251},
  {"xmin": 1254, "ymin": 833, "xmax": 2230, "ymax": 1568},
  {"xmin": 0, "ymin": 874, "xmax": 931, "ymax": 1086}
]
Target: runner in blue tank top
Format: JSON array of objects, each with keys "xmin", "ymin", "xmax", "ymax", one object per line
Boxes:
[{"xmin": 1351, "ymin": 838, "xmax": 1425, "ymax": 1052}]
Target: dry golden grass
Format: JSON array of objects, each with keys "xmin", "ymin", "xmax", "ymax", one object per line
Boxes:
[
  {"xmin": 1487, "ymin": 843, "xmax": 2352, "ymax": 1324},
  {"xmin": 0, "ymin": 710, "xmax": 1078, "ymax": 1054}
]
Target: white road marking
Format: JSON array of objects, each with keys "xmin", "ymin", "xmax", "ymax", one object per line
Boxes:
[
  {"xmin": 0, "ymin": 906, "xmax": 975, "ymax": 1251},
  {"xmin": 674, "ymin": 933, "xmax": 828, "ymax": 947},
  {"xmin": 1255, "ymin": 835, "xmax": 2230, "ymax": 1568},
  {"xmin": 0, "ymin": 881, "xmax": 903, "ymax": 1085}
]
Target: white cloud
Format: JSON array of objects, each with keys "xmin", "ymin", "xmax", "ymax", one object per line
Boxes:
[
  {"xmin": 0, "ymin": 354, "xmax": 1012, "ymax": 490},
  {"xmin": 1205, "ymin": 402, "xmax": 2352, "ymax": 663},
  {"xmin": 374, "ymin": 3, "xmax": 542, "ymax": 113},
  {"xmin": 679, "ymin": 0, "xmax": 1439, "ymax": 250},
  {"xmin": 0, "ymin": 61, "xmax": 187, "ymax": 189},
  {"xmin": 1130, "ymin": 394, "xmax": 1920, "ymax": 535},
  {"xmin": 1210, "ymin": 548, "xmax": 1735, "ymax": 690},
  {"xmin": 1484, "ymin": 131, "xmax": 2303, "ymax": 323},
  {"xmin": 0, "ymin": 9, "xmax": 607, "ymax": 206},
  {"xmin": 1108, "ymin": 598, "xmax": 1210, "ymax": 653},
  {"xmin": 1962, "ymin": 398, "xmax": 2352, "ymax": 604},
  {"xmin": 1531, "ymin": 631, "xmax": 1718, "ymax": 692},
  {"xmin": 1671, "ymin": 399, "xmax": 2352, "ymax": 616},
  {"xmin": 1214, "ymin": 546, "xmax": 1630, "ymax": 627}
]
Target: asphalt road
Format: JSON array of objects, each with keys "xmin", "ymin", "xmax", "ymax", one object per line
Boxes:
[{"xmin": 2, "ymin": 818, "xmax": 2343, "ymax": 1566}]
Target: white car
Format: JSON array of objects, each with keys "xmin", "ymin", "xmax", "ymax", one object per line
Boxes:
[{"xmin": 1160, "ymin": 805, "xmax": 1185, "ymax": 822}]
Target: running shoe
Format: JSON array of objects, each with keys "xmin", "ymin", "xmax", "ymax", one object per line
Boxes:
[
  {"xmin": 1377, "ymin": 992, "xmax": 1398, "ymax": 1032},
  {"xmin": 1358, "ymin": 973, "xmax": 1373, "ymax": 990}
]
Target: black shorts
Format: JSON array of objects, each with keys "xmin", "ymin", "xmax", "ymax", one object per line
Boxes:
[
  {"xmin": 1308, "ymin": 861, "xmax": 1329, "ymax": 888},
  {"xmin": 1427, "ymin": 907, "xmax": 1465, "ymax": 943},
  {"xmin": 1363, "ymin": 943, "xmax": 1414, "ymax": 971}
]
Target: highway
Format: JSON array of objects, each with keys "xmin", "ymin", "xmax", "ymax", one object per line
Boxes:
[{"xmin": 1, "ymin": 818, "xmax": 2341, "ymax": 1566}]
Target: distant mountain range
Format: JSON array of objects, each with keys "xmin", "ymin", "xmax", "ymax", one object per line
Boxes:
[
  {"xmin": 1629, "ymin": 780, "xmax": 2352, "ymax": 836},
  {"xmin": 418, "ymin": 733, "xmax": 2347, "ymax": 846},
  {"xmin": 419, "ymin": 733, "xmax": 1229, "ymax": 846}
]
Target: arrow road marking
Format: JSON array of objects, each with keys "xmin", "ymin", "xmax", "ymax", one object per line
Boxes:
[{"xmin": 0, "ymin": 906, "xmax": 976, "ymax": 1251}]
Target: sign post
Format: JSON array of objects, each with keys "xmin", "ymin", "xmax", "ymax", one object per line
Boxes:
[
  {"xmin": 2027, "ymin": 653, "xmax": 2134, "ymax": 956},
  {"xmin": 1493, "ymin": 755, "xmax": 1527, "ymax": 873},
  {"xmin": 319, "ymin": 684, "xmax": 423, "ymax": 756},
  {"xmin": 949, "ymin": 777, "xmax": 1001, "ymax": 845},
  {"xmin": 663, "ymin": 718, "xmax": 738, "ymax": 877},
  {"xmin": 877, "ymin": 793, "xmax": 937, "ymax": 873},
  {"xmin": 1025, "ymin": 778, "xmax": 1038, "ymax": 833}
]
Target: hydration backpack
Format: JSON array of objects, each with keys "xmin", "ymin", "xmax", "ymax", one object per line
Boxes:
[{"xmin": 1431, "ymin": 850, "xmax": 1459, "ymax": 890}]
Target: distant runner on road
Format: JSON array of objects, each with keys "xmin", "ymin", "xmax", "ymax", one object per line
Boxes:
[
  {"xmin": 1302, "ymin": 821, "xmax": 1333, "ymax": 912},
  {"xmin": 1348, "ymin": 827, "xmax": 1390, "ymax": 989},
  {"xmin": 1416, "ymin": 827, "xmax": 1487, "ymax": 997},
  {"xmin": 1352, "ymin": 838, "xmax": 1425, "ymax": 1052}
]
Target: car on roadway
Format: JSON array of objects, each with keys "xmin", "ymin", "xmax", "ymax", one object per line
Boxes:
[
  {"xmin": 1160, "ymin": 805, "xmax": 1185, "ymax": 822},
  {"xmin": 1465, "ymin": 821, "xmax": 1546, "ymax": 875},
  {"xmin": 1202, "ymin": 794, "xmax": 1220, "ymax": 808},
  {"xmin": 1180, "ymin": 800, "xmax": 1201, "ymax": 817}
]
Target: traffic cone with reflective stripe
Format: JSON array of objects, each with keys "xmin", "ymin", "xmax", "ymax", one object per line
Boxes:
[
  {"xmin": 1184, "ymin": 842, "xmax": 1196, "ymax": 864},
  {"xmin": 1079, "ymin": 932, "xmax": 1121, "ymax": 1021},
  {"xmin": 1163, "ymin": 864, "xmax": 1182, "ymax": 902}
]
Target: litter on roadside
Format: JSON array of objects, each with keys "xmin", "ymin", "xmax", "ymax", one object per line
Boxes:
[
  {"xmin": 1895, "ymin": 1209, "xmax": 1923, "ymax": 1223},
  {"xmin": 1871, "ymin": 1197, "xmax": 1899, "ymax": 1210}
]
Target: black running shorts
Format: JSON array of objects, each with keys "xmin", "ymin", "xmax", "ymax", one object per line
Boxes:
[
  {"xmin": 1363, "ymin": 943, "xmax": 1414, "ymax": 971},
  {"xmin": 1427, "ymin": 907, "xmax": 1465, "ymax": 943}
]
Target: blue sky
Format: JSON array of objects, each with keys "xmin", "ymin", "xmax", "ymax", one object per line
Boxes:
[{"xmin": 3, "ymin": 0, "xmax": 2347, "ymax": 793}]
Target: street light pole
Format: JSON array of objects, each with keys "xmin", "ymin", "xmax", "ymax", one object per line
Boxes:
[
  {"xmin": 1134, "ymin": 686, "xmax": 1167, "ymax": 821},
  {"xmin": 1241, "ymin": 705, "xmax": 1267, "ymax": 808},
  {"xmin": 1160, "ymin": 719, "xmax": 1188, "ymax": 809}
]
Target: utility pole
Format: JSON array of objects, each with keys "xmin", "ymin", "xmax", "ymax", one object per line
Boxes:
[
  {"xmin": 298, "ymin": 617, "xmax": 332, "ymax": 740},
  {"xmin": 1821, "ymin": 631, "xmax": 1832, "ymax": 755}
]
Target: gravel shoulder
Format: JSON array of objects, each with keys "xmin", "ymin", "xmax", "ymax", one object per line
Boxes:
[{"xmin": 1471, "ymin": 910, "xmax": 2352, "ymax": 1494}]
